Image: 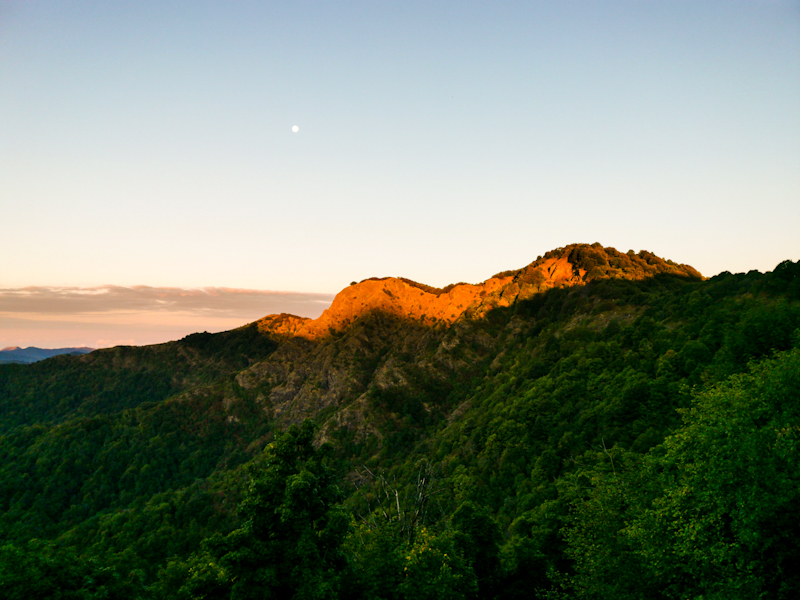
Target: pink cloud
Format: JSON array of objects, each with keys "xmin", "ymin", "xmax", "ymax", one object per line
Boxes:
[{"xmin": 0, "ymin": 285, "xmax": 334, "ymax": 349}]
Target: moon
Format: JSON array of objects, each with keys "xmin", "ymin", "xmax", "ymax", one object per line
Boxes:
[{"xmin": 292, "ymin": 125, "xmax": 299, "ymax": 133}]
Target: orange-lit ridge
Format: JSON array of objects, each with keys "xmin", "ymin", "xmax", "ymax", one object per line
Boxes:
[{"xmin": 255, "ymin": 244, "xmax": 701, "ymax": 341}]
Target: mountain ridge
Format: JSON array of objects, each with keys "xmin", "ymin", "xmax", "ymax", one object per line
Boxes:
[
  {"xmin": 256, "ymin": 243, "xmax": 702, "ymax": 341},
  {"xmin": 0, "ymin": 346, "xmax": 94, "ymax": 364},
  {"xmin": 238, "ymin": 243, "xmax": 704, "ymax": 437},
  {"xmin": 1, "ymin": 243, "xmax": 798, "ymax": 599}
]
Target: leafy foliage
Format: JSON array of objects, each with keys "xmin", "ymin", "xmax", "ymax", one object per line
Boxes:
[
  {"xmin": 563, "ymin": 346, "xmax": 800, "ymax": 599},
  {"xmin": 180, "ymin": 421, "xmax": 349, "ymax": 600},
  {"xmin": 0, "ymin": 540, "xmax": 147, "ymax": 600},
  {"xmin": 1, "ymin": 252, "xmax": 798, "ymax": 599}
]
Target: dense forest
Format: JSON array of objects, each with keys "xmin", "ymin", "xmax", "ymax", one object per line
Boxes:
[{"xmin": 1, "ymin": 244, "xmax": 798, "ymax": 599}]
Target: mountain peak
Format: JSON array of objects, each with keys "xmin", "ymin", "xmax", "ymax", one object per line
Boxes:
[{"xmin": 257, "ymin": 244, "xmax": 701, "ymax": 340}]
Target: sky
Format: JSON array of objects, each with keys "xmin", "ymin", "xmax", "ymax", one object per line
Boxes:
[
  {"xmin": 1, "ymin": 1, "xmax": 799, "ymax": 348},
  {"xmin": 0, "ymin": 285, "xmax": 334, "ymax": 349}
]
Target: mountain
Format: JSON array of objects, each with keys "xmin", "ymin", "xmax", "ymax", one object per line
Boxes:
[
  {"xmin": 0, "ymin": 243, "xmax": 798, "ymax": 600},
  {"xmin": 258, "ymin": 243, "xmax": 701, "ymax": 340},
  {"xmin": 0, "ymin": 346, "xmax": 94, "ymax": 364},
  {"xmin": 239, "ymin": 244, "xmax": 702, "ymax": 437}
]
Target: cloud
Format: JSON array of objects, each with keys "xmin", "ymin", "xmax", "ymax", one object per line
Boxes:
[
  {"xmin": 0, "ymin": 285, "xmax": 333, "ymax": 318},
  {"xmin": 0, "ymin": 285, "xmax": 334, "ymax": 349}
]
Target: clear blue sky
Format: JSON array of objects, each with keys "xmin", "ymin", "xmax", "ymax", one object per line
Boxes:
[{"xmin": 2, "ymin": 0, "xmax": 799, "ymax": 297}]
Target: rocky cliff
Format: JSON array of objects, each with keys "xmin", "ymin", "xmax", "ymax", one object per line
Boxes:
[{"xmin": 257, "ymin": 243, "xmax": 701, "ymax": 341}]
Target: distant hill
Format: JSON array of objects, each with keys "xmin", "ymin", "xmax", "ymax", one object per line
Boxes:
[{"xmin": 0, "ymin": 346, "xmax": 94, "ymax": 364}]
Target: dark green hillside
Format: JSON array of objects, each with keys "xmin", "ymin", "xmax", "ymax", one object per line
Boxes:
[
  {"xmin": 0, "ymin": 323, "xmax": 277, "ymax": 431},
  {"xmin": 1, "ymin": 245, "xmax": 798, "ymax": 599},
  {"xmin": 561, "ymin": 345, "xmax": 800, "ymax": 600},
  {"xmin": 382, "ymin": 268, "xmax": 800, "ymax": 596},
  {"xmin": 0, "ymin": 383, "xmax": 271, "ymax": 545}
]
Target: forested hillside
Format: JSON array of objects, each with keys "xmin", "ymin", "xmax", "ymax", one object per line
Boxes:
[{"xmin": 1, "ymin": 244, "xmax": 798, "ymax": 599}]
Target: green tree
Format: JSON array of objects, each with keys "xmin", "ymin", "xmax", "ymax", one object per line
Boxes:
[
  {"xmin": 564, "ymin": 346, "xmax": 800, "ymax": 599},
  {"xmin": 451, "ymin": 502, "xmax": 502, "ymax": 598},
  {"xmin": 631, "ymin": 347, "xmax": 800, "ymax": 599},
  {"xmin": 343, "ymin": 521, "xmax": 474, "ymax": 600},
  {"xmin": 181, "ymin": 421, "xmax": 349, "ymax": 600},
  {"xmin": 342, "ymin": 465, "xmax": 475, "ymax": 600},
  {"xmin": 560, "ymin": 449, "xmax": 659, "ymax": 600},
  {"xmin": 0, "ymin": 541, "xmax": 146, "ymax": 600}
]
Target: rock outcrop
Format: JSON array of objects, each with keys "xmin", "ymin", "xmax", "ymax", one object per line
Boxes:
[
  {"xmin": 256, "ymin": 243, "xmax": 702, "ymax": 340},
  {"xmin": 255, "ymin": 313, "xmax": 311, "ymax": 338}
]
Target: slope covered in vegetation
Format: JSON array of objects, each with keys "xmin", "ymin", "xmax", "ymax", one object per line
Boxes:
[{"xmin": 0, "ymin": 244, "xmax": 798, "ymax": 599}]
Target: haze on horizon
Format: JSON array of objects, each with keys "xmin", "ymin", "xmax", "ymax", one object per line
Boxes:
[{"xmin": 1, "ymin": 1, "xmax": 799, "ymax": 348}]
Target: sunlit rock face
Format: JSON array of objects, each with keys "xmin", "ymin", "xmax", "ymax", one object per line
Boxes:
[
  {"xmin": 255, "ymin": 243, "xmax": 702, "ymax": 341},
  {"xmin": 255, "ymin": 313, "xmax": 311, "ymax": 338},
  {"xmin": 296, "ymin": 275, "xmax": 512, "ymax": 338}
]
